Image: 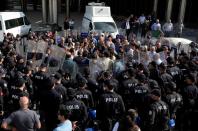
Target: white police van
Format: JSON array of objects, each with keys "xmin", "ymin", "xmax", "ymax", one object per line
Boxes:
[
  {"xmin": 82, "ymin": 2, "xmax": 119, "ymax": 38},
  {"xmin": 0, "ymin": 12, "xmax": 31, "ymax": 42}
]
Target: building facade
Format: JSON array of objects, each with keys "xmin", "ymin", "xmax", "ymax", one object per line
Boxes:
[{"xmin": 1, "ymin": 0, "xmax": 197, "ymax": 27}]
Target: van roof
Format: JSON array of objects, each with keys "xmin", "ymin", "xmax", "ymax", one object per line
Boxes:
[
  {"xmin": 0, "ymin": 12, "xmax": 24, "ymax": 15},
  {"xmin": 85, "ymin": 6, "xmax": 111, "ymax": 17},
  {"xmin": 0, "ymin": 12, "xmax": 25, "ymax": 20}
]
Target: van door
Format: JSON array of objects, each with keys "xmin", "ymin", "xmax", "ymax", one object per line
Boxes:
[
  {"xmin": 18, "ymin": 17, "xmax": 26, "ymax": 36},
  {"xmin": 0, "ymin": 20, "xmax": 4, "ymax": 42}
]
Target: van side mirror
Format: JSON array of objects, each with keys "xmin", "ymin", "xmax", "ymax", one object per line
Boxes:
[{"xmin": 89, "ymin": 22, "xmax": 93, "ymax": 30}]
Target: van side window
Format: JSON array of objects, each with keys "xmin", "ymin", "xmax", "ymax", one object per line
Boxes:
[
  {"xmin": 0, "ymin": 21, "xmax": 2, "ymax": 30},
  {"xmin": 5, "ymin": 17, "xmax": 25, "ymax": 29},
  {"xmin": 5, "ymin": 19, "xmax": 19, "ymax": 29},
  {"xmin": 24, "ymin": 16, "xmax": 30, "ymax": 25}
]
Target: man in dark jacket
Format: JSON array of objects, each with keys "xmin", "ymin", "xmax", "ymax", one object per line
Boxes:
[
  {"xmin": 75, "ymin": 76, "xmax": 94, "ymax": 109},
  {"xmin": 97, "ymin": 80, "xmax": 125, "ymax": 131},
  {"xmin": 64, "ymin": 87, "xmax": 88, "ymax": 130},
  {"xmin": 146, "ymin": 89, "xmax": 170, "ymax": 131},
  {"xmin": 39, "ymin": 77, "xmax": 61, "ymax": 131}
]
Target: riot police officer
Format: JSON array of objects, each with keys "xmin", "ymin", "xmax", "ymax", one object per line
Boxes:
[
  {"xmin": 164, "ymin": 81, "xmax": 183, "ymax": 130},
  {"xmin": 9, "ymin": 78, "xmax": 29, "ymax": 112},
  {"xmin": 181, "ymin": 74, "xmax": 198, "ymax": 131},
  {"xmin": 54, "ymin": 72, "xmax": 67, "ymax": 104},
  {"xmin": 97, "ymin": 79, "xmax": 125, "ymax": 131},
  {"xmin": 166, "ymin": 57, "xmax": 182, "ymax": 89},
  {"xmin": 15, "ymin": 55, "xmax": 25, "ymax": 73},
  {"xmin": 75, "ymin": 76, "xmax": 94, "ymax": 109},
  {"xmin": 132, "ymin": 74, "xmax": 149, "ymax": 121},
  {"xmin": 145, "ymin": 89, "xmax": 170, "ymax": 131},
  {"xmin": 83, "ymin": 67, "xmax": 99, "ymax": 104},
  {"xmin": 63, "ymin": 87, "xmax": 88, "ymax": 130},
  {"xmin": 39, "ymin": 76, "xmax": 61, "ymax": 131},
  {"xmin": 32, "ymin": 63, "xmax": 48, "ymax": 102},
  {"xmin": 0, "ymin": 68, "xmax": 9, "ymax": 115},
  {"xmin": 23, "ymin": 66, "xmax": 34, "ymax": 103},
  {"xmin": 158, "ymin": 63, "xmax": 173, "ymax": 97},
  {"xmin": 119, "ymin": 68, "xmax": 138, "ymax": 109}
]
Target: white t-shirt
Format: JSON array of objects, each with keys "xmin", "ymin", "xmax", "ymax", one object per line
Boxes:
[
  {"xmin": 151, "ymin": 23, "xmax": 161, "ymax": 31},
  {"xmin": 126, "ymin": 20, "xmax": 130, "ymax": 29},
  {"xmin": 162, "ymin": 22, "xmax": 173, "ymax": 32},
  {"xmin": 139, "ymin": 16, "xmax": 146, "ymax": 24}
]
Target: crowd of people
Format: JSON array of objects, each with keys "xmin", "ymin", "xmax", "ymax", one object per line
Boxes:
[
  {"xmin": 122, "ymin": 13, "xmax": 184, "ymax": 40},
  {"xmin": 0, "ymin": 13, "xmax": 197, "ymax": 131}
]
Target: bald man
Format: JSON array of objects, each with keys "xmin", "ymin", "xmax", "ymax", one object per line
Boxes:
[{"xmin": 1, "ymin": 96, "xmax": 41, "ymax": 131}]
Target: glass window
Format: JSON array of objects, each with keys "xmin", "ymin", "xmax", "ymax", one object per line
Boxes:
[
  {"xmin": 0, "ymin": 21, "xmax": 2, "ymax": 30},
  {"xmin": 24, "ymin": 16, "xmax": 30, "ymax": 25},
  {"xmin": 5, "ymin": 19, "xmax": 19, "ymax": 29},
  {"xmin": 93, "ymin": 22, "xmax": 117, "ymax": 33},
  {"xmin": 18, "ymin": 17, "xmax": 24, "ymax": 26}
]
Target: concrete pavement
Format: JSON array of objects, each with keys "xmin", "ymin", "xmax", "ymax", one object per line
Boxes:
[
  {"xmin": 25, "ymin": 10, "xmax": 198, "ymax": 42},
  {"xmin": 26, "ymin": 11, "xmax": 84, "ymax": 32}
]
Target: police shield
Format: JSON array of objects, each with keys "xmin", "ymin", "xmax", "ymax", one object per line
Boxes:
[
  {"xmin": 35, "ymin": 40, "xmax": 48, "ymax": 67},
  {"xmin": 15, "ymin": 38, "xmax": 27, "ymax": 57},
  {"xmin": 47, "ymin": 45, "xmax": 66, "ymax": 74},
  {"xmin": 26, "ymin": 40, "xmax": 48, "ymax": 68}
]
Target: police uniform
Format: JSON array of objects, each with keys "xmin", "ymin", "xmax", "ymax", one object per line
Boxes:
[
  {"xmin": 39, "ymin": 77, "xmax": 61, "ymax": 131},
  {"xmin": 159, "ymin": 72, "xmax": 173, "ymax": 87},
  {"xmin": 164, "ymin": 82, "xmax": 183, "ymax": 119},
  {"xmin": 53, "ymin": 73, "xmax": 68, "ymax": 104},
  {"xmin": 23, "ymin": 75, "xmax": 34, "ymax": 100},
  {"xmin": 4, "ymin": 68, "xmax": 17, "ymax": 91},
  {"xmin": 9, "ymin": 78, "xmax": 29, "ymax": 112},
  {"xmin": 182, "ymin": 83, "xmax": 198, "ymax": 109},
  {"xmin": 32, "ymin": 70, "xmax": 48, "ymax": 90},
  {"xmin": 147, "ymin": 100, "xmax": 170, "ymax": 131},
  {"xmin": 132, "ymin": 83, "xmax": 149, "ymax": 111},
  {"xmin": 167, "ymin": 65, "xmax": 182, "ymax": 88},
  {"xmin": 146, "ymin": 90, "xmax": 170, "ymax": 131},
  {"xmin": 32, "ymin": 69, "xmax": 48, "ymax": 101},
  {"xmin": 85, "ymin": 76, "xmax": 99, "ymax": 104},
  {"xmin": 158, "ymin": 71, "xmax": 173, "ymax": 97},
  {"xmin": 0, "ymin": 79, "xmax": 9, "ymax": 113},
  {"xmin": 120, "ymin": 77, "xmax": 138, "ymax": 109},
  {"xmin": 9, "ymin": 89, "xmax": 28, "ymax": 112},
  {"xmin": 64, "ymin": 88, "xmax": 88, "ymax": 129},
  {"xmin": 97, "ymin": 91, "xmax": 125, "ymax": 131},
  {"xmin": 54, "ymin": 83, "xmax": 67, "ymax": 104},
  {"xmin": 165, "ymin": 91, "xmax": 183, "ymax": 130},
  {"xmin": 75, "ymin": 88, "xmax": 94, "ymax": 109}
]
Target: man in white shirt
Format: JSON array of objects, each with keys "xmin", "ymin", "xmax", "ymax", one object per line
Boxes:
[
  {"xmin": 138, "ymin": 13, "xmax": 146, "ymax": 35},
  {"xmin": 151, "ymin": 19, "xmax": 161, "ymax": 31},
  {"xmin": 162, "ymin": 19, "xmax": 173, "ymax": 37},
  {"xmin": 148, "ymin": 46, "xmax": 157, "ymax": 61},
  {"xmin": 125, "ymin": 18, "xmax": 131, "ymax": 39},
  {"xmin": 138, "ymin": 14, "xmax": 146, "ymax": 25},
  {"xmin": 175, "ymin": 20, "xmax": 184, "ymax": 37}
]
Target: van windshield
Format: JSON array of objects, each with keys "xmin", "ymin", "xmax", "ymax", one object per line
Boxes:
[{"xmin": 93, "ymin": 22, "xmax": 117, "ymax": 33}]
